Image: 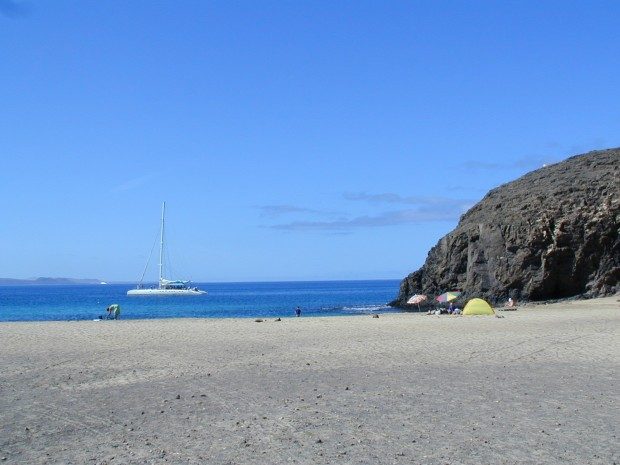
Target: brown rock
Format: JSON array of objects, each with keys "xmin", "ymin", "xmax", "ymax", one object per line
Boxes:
[{"xmin": 392, "ymin": 148, "xmax": 620, "ymax": 305}]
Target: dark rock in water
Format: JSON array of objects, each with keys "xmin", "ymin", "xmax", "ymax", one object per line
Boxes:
[{"xmin": 392, "ymin": 148, "xmax": 619, "ymax": 306}]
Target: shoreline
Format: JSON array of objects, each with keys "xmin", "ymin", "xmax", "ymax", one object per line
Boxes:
[
  {"xmin": 0, "ymin": 308, "xmax": 399, "ymax": 324},
  {"xmin": 3, "ymin": 292, "xmax": 618, "ymax": 324},
  {"xmin": 1, "ymin": 296, "xmax": 618, "ymax": 464}
]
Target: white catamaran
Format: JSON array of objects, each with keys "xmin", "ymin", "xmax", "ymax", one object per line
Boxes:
[{"xmin": 127, "ymin": 202, "xmax": 207, "ymax": 296}]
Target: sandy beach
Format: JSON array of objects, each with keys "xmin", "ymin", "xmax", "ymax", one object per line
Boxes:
[{"xmin": 1, "ymin": 297, "xmax": 618, "ymax": 465}]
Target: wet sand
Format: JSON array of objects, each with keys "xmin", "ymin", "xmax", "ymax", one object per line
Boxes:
[{"xmin": 1, "ymin": 296, "xmax": 618, "ymax": 464}]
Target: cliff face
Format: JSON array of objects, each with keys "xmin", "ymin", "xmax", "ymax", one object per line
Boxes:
[{"xmin": 393, "ymin": 148, "xmax": 620, "ymax": 306}]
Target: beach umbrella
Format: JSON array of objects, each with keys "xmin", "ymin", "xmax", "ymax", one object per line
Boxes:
[
  {"xmin": 407, "ymin": 294, "xmax": 427, "ymax": 310},
  {"xmin": 435, "ymin": 291, "xmax": 461, "ymax": 303}
]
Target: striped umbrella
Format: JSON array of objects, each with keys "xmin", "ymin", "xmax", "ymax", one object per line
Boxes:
[
  {"xmin": 407, "ymin": 294, "xmax": 427, "ymax": 310},
  {"xmin": 435, "ymin": 291, "xmax": 461, "ymax": 303}
]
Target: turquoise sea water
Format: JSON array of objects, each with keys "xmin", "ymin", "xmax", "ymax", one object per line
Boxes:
[{"xmin": 0, "ymin": 280, "xmax": 401, "ymax": 322}]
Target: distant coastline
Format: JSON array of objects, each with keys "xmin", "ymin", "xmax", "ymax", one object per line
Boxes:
[{"xmin": 0, "ymin": 277, "xmax": 104, "ymax": 286}]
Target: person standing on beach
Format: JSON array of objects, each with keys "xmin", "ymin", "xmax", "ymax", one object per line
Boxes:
[{"xmin": 295, "ymin": 306, "xmax": 301, "ymax": 317}]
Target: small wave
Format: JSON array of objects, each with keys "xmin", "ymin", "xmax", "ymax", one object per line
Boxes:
[{"xmin": 338, "ymin": 304, "xmax": 391, "ymax": 314}]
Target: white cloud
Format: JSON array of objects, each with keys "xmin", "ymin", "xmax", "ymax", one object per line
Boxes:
[
  {"xmin": 266, "ymin": 192, "xmax": 473, "ymax": 231},
  {"xmin": 110, "ymin": 173, "xmax": 157, "ymax": 193}
]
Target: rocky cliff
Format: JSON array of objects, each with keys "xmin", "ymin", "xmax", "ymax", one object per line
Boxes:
[{"xmin": 393, "ymin": 148, "xmax": 620, "ymax": 306}]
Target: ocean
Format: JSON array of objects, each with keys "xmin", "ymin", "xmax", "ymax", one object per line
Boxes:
[{"xmin": 0, "ymin": 280, "xmax": 401, "ymax": 322}]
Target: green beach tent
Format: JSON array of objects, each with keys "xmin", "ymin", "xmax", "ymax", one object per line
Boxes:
[{"xmin": 462, "ymin": 298, "xmax": 495, "ymax": 316}]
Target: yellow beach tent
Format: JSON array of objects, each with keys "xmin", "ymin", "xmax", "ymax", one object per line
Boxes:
[{"xmin": 462, "ymin": 298, "xmax": 495, "ymax": 316}]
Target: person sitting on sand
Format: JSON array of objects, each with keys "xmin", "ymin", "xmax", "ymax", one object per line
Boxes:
[{"xmin": 448, "ymin": 302, "xmax": 455, "ymax": 313}]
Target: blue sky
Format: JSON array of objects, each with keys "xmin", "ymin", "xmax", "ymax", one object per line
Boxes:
[{"xmin": 1, "ymin": 1, "xmax": 619, "ymax": 282}]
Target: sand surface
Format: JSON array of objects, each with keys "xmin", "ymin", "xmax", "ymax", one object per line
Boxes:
[{"xmin": 1, "ymin": 297, "xmax": 618, "ymax": 464}]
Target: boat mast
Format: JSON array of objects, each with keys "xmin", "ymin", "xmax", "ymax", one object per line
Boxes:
[{"xmin": 159, "ymin": 201, "xmax": 165, "ymax": 287}]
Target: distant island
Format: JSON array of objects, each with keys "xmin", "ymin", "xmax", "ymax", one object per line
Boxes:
[{"xmin": 0, "ymin": 277, "xmax": 105, "ymax": 286}]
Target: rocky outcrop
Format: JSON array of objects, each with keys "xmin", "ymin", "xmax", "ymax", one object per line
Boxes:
[{"xmin": 393, "ymin": 148, "xmax": 620, "ymax": 306}]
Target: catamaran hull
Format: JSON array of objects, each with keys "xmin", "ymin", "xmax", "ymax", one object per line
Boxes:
[{"xmin": 127, "ymin": 289, "xmax": 207, "ymax": 296}]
